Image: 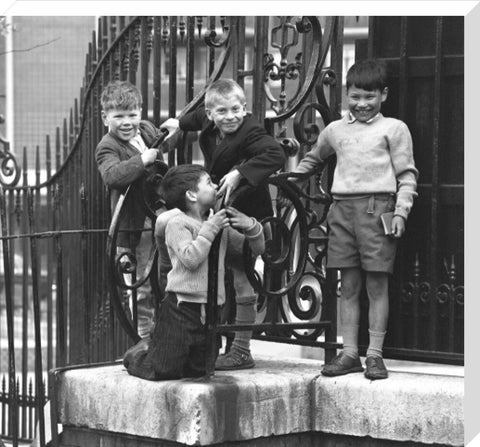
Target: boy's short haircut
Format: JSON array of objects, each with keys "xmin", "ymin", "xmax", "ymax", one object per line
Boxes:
[
  {"xmin": 100, "ymin": 80, "xmax": 143, "ymax": 111},
  {"xmin": 205, "ymin": 78, "xmax": 246, "ymax": 109},
  {"xmin": 161, "ymin": 164, "xmax": 207, "ymax": 211},
  {"xmin": 346, "ymin": 59, "xmax": 388, "ymax": 92}
]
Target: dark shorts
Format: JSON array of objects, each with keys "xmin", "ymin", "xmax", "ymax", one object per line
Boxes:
[
  {"xmin": 326, "ymin": 194, "xmax": 398, "ymax": 273},
  {"xmin": 123, "ymin": 293, "xmax": 219, "ymax": 380}
]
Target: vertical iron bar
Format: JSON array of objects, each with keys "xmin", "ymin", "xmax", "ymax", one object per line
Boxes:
[
  {"xmin": 1, "ymin": 187, "xmax": 19, "ymax": 447},
  {"xmin": 398, "ymin": 17, "xmax": 408, "ymax": 121},
  {"xmin": 253, "ymin": 17, "xmax": 268, "ymax": 123},
  {"xmin": 367, "ymin": 17, "xmax": 375, "ymax": 58},
  {"xmin": 20, "ymin": 150, "xmax": 29, "ymax": 440},
  {"xmin": 205, "ymin": 234, "xmax": 222, "ymax": 377},
  {"xmin": 153, "ymin": 17, "xmax": 163, "ymax": 126},
  {"xmin": 185, "ymin": 17, "xmax": 196, "ymax": 164},
  {"xmin": 54, "ymin": 184, "xmax": 66, "ymax": 367},
  {"xmin": 140, "ymin": 17, "xmax": 150, "ymax": 121},
  {"xmin": 27, "ymin": 188, "xmax": 46, "ymax": 447},
  {"xmin": 428, "ymin": 17, "xmax": 443, "ymax": 350},
  {"xmin": 168, "ymin": 16, "xmax": 178, "ymax": 166},
  {"xmin": 208, "ymin": 17, "xmax": 216, "ymax": 77},
  {"xmin": 80, "ymin": 185, "xmax": 91, "ymax": 364}
]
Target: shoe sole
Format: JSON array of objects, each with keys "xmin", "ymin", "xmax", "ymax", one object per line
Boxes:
[
  {"xmin": 321, "ymin": 366, "xmax": 364, "ymax": 377},
  {"xmin": 364, "ymin": 371, "xmax": 388, "ymax": 380},
  {"xmin": 215, "ymin": 362, "xmax": 255, "ymax": 371}
]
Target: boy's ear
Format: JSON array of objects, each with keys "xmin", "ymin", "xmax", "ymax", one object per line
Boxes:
[
  {"xmin": 186, "ymin": 190, "xmax": 197, "ymax": 203},
  {"xmin": 242, "ymin": 103, "xmax": 247, "ymax": 116},
  {"xmin": 205, "ymin": 109, "xmax": 213, "ymax": 121},
  {"xmin": 381, "ymin": 87, "xmax": 389, "ymax": 102},
  {"xmin": 101, "ymin": 110, "xmax": 108, "ymax": 126}
]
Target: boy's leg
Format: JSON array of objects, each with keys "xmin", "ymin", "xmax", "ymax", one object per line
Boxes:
[
  {"xmin": 134, "ymin": 225, "xmax": 156, "ymax": 338},
  {"xmin": 215, "ymin": 266, "xmax": 256, "ymax": 370},
  {"xmin": 322, "ymin": 267, "xmax": 364, "ymax": 376},
  {"xmin": 124, "ymin": 293, "xmax": 189, "ymax": 380},
  {"xmin": 364, "ymin": 271, "xmax": 389, "ymax": 380}
]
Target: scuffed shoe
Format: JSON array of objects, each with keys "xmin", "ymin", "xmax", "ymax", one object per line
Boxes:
[
  {"xmin": 364, "ymin": 356, "xmax": 388, "ymax": 380},
  {"xmin": 215, "ymin": 351, "xmax": 255, "ymax": 370},
  {"xmin": 321, "ymin": 352, "xmax": 364, "ymax": 376}
]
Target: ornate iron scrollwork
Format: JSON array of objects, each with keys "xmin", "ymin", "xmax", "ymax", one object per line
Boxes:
[{"xmin": 0, "ymin": 118, "xmax": 21, "ymax": 187}]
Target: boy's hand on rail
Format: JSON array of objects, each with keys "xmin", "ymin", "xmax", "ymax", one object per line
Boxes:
[
  {"xmin": 141, "ymin": 148, "xmax": 159, "ymax": 166},
  {"xmin": 208, "ymin": 208, "xmax": 230, "ymax": 230},
  {"xmin": 159, "ymin": 118, "xmax": 180, "ymax": 140},
  {"xmin": 217, "ymin": 169, "xmax": 242, "ymax": 205},
  {"xmin": 225, "ymin": 206, "xmax": 255, "ymax": 231}
]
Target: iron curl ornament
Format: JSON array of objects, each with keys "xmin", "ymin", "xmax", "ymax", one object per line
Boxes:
[
  {"xmin": 241, "ymin": 166, "xmax": 333, "ymax": 341},
  {"xmin": 0, "ymin": 122, "xmax": 21, "ymax": 187}
]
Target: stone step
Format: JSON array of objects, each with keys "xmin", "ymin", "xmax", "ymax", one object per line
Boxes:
[{"xmin": 52, "ymin": 355, "xmax": 464, "ymax": 446}]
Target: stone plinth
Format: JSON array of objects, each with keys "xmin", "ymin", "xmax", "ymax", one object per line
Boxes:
[{"xmin": 52, "ymin": 356, "xmax": 464, "ymax": 446}]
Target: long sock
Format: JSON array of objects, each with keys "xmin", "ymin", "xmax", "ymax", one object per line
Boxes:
[
  {"xmin": 366, "ymin": 329, "xmax": 386, "ymax": 358},
  {"xmin": 342, "ymin": 324, "xmax": 360, "ymax": 359},
  {"xmin": 231, "ymin": 295, "xmax": 257, "ymax": 355}
]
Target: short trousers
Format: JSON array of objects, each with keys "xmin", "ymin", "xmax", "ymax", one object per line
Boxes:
[{"xmin": 326, "ymin": 194, "xmax": 398, "ymax": 274}]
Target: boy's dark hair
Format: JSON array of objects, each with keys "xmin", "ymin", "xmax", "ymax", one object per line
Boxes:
[
  {"xmin": 161, "ymin": 164, "xmax": 207, "ymax": 211},
  {"xmin": 346, "ymin": 59, "xmax": 388, "ymax": 92},
  {"xmin": 100, "ymin": 80, "xmax": 142, "ymax": 111},
  {"xmin": 205, "ymin": 78, "xmax": 246, "ymax": 109}
]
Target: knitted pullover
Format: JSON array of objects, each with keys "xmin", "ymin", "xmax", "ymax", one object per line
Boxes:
[
  {"xmin": 161, "ymin": 211, "xmax": 264, "ymax": 305},
  {"xmin": 295, "ymin": 114, "xmax": 418, "ymax": 219}
]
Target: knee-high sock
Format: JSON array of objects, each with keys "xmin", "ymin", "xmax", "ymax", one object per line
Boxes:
[
  {"xmin": 342, "ymin": 324, "xmax": 360, "ymax": 359},
  {"xmin": 366, "ymin": 329, "xmax": 386, "ymax": 358},
  {"xmin": 231, "ymin": 295, "xmax": 257, "ymax": 355}
]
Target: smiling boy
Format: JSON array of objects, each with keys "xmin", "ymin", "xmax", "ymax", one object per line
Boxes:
[
  {"xmin": 160, "ymin": 79, "xmax": 286, "ymax": 370},
  {"xmin": 96, "ymin": 81, "xmax": 163, "ymax": 338},
  {"xmin": 287, "ymin": 59, "xmax": 418, "ymax": 380}
]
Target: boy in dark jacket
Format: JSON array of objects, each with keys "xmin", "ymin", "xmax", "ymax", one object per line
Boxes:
[
  {"xmin": 161, "ymin": 79, "xmax": 286, "ymax": 369},
  {"xmin": 96, "ymin": 80, "xmax": 162, "ymax": 338}
]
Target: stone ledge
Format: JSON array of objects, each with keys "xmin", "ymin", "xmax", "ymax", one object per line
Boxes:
[
  {"xmin": 53, "ymin": 356, "xmax": 464, "ymax": 446},
  {"xmin": 314, "ymin": 370, "xmax": 464, "ymax": 446}
]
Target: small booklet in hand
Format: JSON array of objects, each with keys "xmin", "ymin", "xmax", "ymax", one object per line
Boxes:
[{"xmin": 380, "ymin": 211, "xmax": 394, "ymax": 235}]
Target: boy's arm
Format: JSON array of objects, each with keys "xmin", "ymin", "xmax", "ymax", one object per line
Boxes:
[
  {"xmin": 226, "ymin": 220, "xmax": 265, "ymax": 261},
  {"xmin": 178, "ymin": 107, "xmax": 206, "ymax": 132},
  {"xmin": 234, "ymin": 123, "xmax": 287, "ymax": 187},
  {"xmin": 95, "ymin": 144, "xmax": 146, "ymax": 189},
  {"xmin": 166, "ymin": 211, "xmax": 229, "ymax": 270},
  {"xmin": 389, "ymin": 122, "xmax": 419, "ymax": 220},
  {"xmin": 291, "ymin": 129, "xmax": 334, "ymax": 178},
  {"xmin": 226, "ymin": 208, "xmax": 265, "ymax": 258}
]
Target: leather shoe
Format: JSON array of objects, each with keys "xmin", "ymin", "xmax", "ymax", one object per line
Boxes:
[
  {"xmin": 364, "ymin": 356, "xmax": 388, "ymax": 380},
  {"xmin": 321, "ymin": 352, "xmax": 364, "ymax": 376}
]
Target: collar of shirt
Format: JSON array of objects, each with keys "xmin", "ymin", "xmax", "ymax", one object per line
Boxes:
[
  {"xmin": 129, "ymin": 130, "xmax": 147, "ymax": 153},
  {"xmin": 347, "ymin": 112, "xmax": 381, "ymax": 124}
]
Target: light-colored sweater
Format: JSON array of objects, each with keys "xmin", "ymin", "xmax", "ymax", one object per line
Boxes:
[
  {"xmin": 295, "ymin": 114, "xmax": 418, "ymax": 219},
  {"xmin": 157, "ymin": 210, "xmax": 264, "ymax": 305}
]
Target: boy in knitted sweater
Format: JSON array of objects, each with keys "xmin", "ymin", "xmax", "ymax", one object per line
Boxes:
[
  {"xmin": 123, "ymin": 164, "xmax": 265, "ymax": 380},
  {"xmin": 287, "ymin": 59, "xmax": 418, "ymax": 380}
]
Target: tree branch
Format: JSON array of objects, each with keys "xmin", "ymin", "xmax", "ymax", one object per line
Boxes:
[{"xmin": 0, "ymin": 37, "xmax": 61, "ymax": 56}]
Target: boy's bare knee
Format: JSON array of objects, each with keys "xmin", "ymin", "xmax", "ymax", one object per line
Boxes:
[{"xmin": 366, "ymin": 271, "xmax": 389, "ymax": 300}]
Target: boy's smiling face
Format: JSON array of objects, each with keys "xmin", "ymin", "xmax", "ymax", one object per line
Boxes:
[
  {"xmin": 102, "ymin": 107, "xmax": 142, "ymax": 141},
  {"xmin": 205, "ymin": 94, "xmax": 247, "ymax": 136},
  {"xmin": 347, "ymin": 86, "xmax": 388, "ymax": 123}
]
